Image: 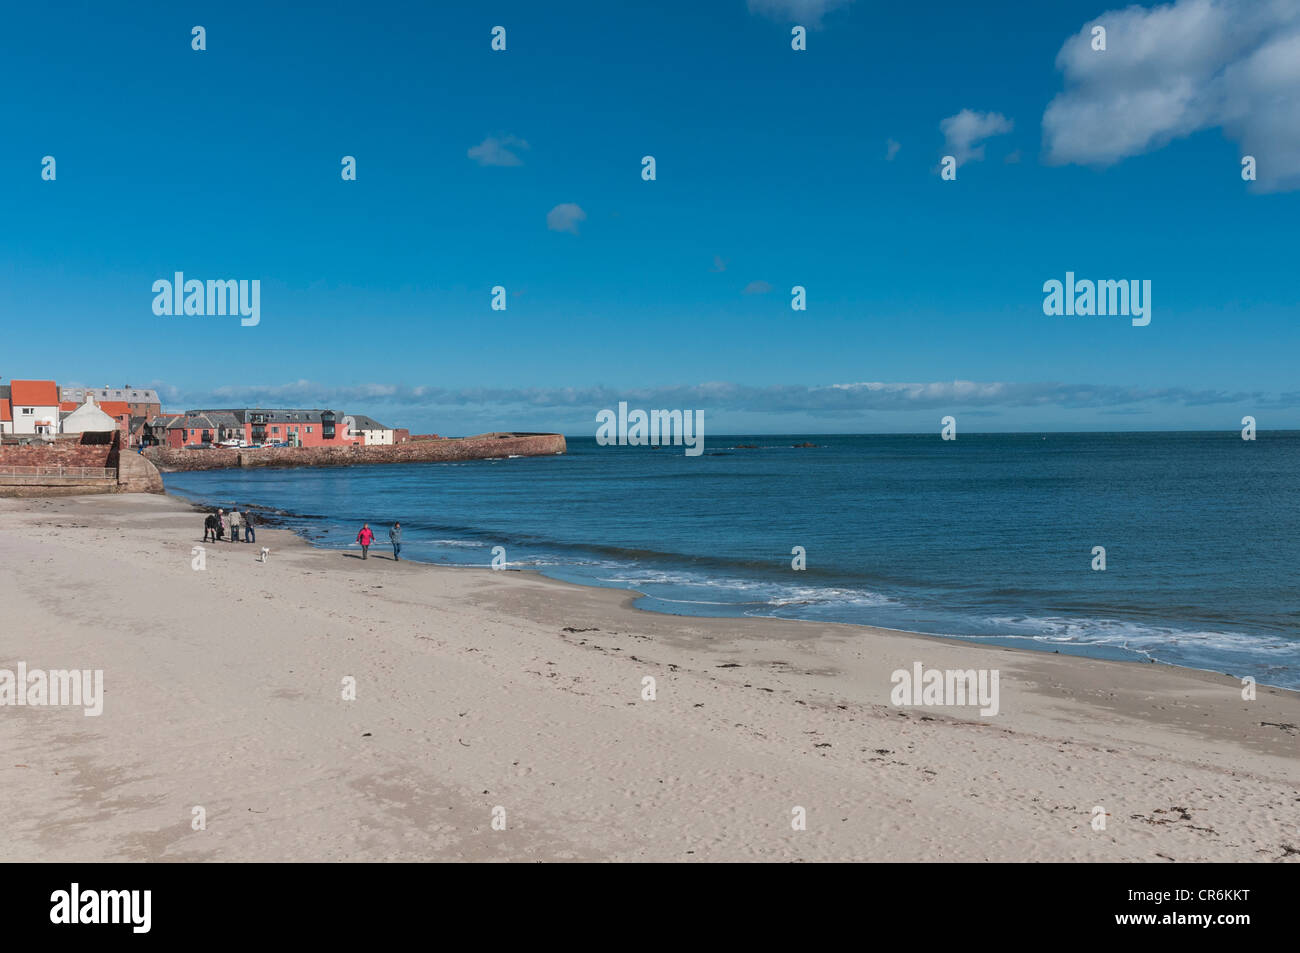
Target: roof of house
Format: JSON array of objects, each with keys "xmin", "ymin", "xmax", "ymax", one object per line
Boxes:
[
  {"xmin": 349, "ymin": 414, "xmax": 391, "ymax": 431},
  {"xmin": 0, "ymin": 400, "xmax": 11, "ymax": 422},
  {"xmin": 149, "ymin": 414, "xmax": 204, "ymax": 431},
  {"xmin": 10, "ymin": 380, "xmax": 59, "ymax": 406},
  {"xmin": 60, "ymin": 386, "xmax": 161, "ymax": 404},
  {"xmin": 155, "ymin": 412, "xmax": 246, "ymax": 431},
  {"xmin": 62, "ymin": 401, "xmax": 117, "ymax": 430},
  {"xmin": 60, "ymin": 398, "xmax": 132, "ymax": 418},
  {"xmin": 189, "ymin": 405, "xmax": 340, "ymax": 423}
]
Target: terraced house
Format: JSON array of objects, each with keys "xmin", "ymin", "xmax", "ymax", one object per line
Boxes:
[
  {"xmin": 146, "ymin": 412, "xmax": 245, "ymax": 448},
  {"xmin": 181, "ymin": 408, "xmax": 363, "ymax": 448}
]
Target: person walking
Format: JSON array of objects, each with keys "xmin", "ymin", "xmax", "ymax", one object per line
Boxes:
[
  {"xmin": 390, "ymin": 522, "xmax": 402, "ymax": 561},
  {"xmin": 356, "ymin": 523, "xmax": 374, "ymax": 559},
  {"xmin": 216, "ymin": 508, "xmax": 227, "ymax": 542},
  {"xmin": 243, "ymin": 507, "xmax": 256, "ymax": 543},
  {"xmin": 229, "ymin": 507, "xmax": 243, "ymax": 543}
]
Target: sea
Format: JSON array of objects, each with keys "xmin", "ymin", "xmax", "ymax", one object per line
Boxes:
[{"xmin": 163, "ymin": 432, "xmax": 1300, "ymax": 689}]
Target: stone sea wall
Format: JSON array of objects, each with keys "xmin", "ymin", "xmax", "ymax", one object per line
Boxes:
[
  {"xmin": 0, "ymin": 432, "xmax": 164, "ymax": 496},
  {"xmin": 0, "ymin": 440, "xmax": 114, "ymax": 470},
  {"xmin": 145, "ymin": 432, "xmax": 566, "ymax": 472}
]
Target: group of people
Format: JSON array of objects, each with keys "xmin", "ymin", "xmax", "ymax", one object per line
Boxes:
[
  {"xmin": 203, "ymin": 507, "xmax": 256, "ymax": 543},
  {"xmin": 201, "ymin": 508, "xmax": 401, "ymax": 561},
  {"xmin": 356, "ymin": 522, "xmax": 401, "ymax": 561}
]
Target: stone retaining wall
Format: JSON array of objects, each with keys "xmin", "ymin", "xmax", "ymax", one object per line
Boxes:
[
  {"xmin": 0, "ymin": 432, "xmax": 164, "ymax": 496},
  {"xmin": 0, "ymin": 439, "xmax": 114, "ymax": 470}
]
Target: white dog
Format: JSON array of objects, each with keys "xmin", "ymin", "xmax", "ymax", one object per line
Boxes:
[{"xmin": 258, "ymin": 547, "xmax": 270, "ymax": 562}]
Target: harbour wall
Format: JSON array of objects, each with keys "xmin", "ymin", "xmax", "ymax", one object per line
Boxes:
[{"xmin": 145, "ymin": 432, "xmax": 566, "ymax": 472}]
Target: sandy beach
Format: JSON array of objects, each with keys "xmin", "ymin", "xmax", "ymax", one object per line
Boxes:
[{"xmin": 0, "ymin": 492, "xmax": 1296, "ymax": 863}]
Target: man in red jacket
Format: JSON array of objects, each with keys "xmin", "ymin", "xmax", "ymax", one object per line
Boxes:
[{"xmin": 356, "ymin": 523, "xmax": 374, "ymax": 559}]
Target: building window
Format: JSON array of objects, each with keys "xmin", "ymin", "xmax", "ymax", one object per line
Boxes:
[
  {"xmin": 307, "ymin": 426, "xmax": 313, "ymax": 434},
  {"xmin": 22, "ymin": 408, "xmax": 33, "ymax": 415}
]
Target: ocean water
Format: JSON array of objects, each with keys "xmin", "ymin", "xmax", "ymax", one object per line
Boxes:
[{"xmin": 163, "ymin": 433, "xmax": 1300, "ymax": 689}]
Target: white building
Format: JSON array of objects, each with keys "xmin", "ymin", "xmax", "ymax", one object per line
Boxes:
[
  {"xmin": 348, "ymin": 414, "xmax": 394, "ymax": 446},
  {"xmin": 61, "ymin": 396, "xmax": 118, "ymax": 435},
  {"xmin": 2, "ymin": 380, "xmax": 61, "ymax": 436}
]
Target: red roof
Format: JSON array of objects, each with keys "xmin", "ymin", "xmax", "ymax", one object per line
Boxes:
[
  {"xmin": 99, "ymin": 401, "xmax": 131, "ymax": 418},
  {"xmin": 60, "ymin": 401, "xmax": 80, "ymax": 412},
  {"xmin": 10, "ymin": 380, "xmax": 59, "ymax": 406},
  {"xmin": 0, "ymin": 399, "xmax": 10, "ymax": 422}
]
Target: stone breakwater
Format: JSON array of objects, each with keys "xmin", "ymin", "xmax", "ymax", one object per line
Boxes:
[{"xmin": 145, "ymin": 432, "xmax": 566, "ymax": 472}]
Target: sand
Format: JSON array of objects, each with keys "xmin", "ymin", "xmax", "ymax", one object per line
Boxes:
[{"xmin": 0, "ymin": 493, "xmax": 1296, "ymax": 862}]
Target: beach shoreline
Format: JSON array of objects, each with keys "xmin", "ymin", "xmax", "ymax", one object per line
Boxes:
[
  {"xmin": 165, "ymin": 483, "xmax": 1300, "ymax": 695},
  {"xmin": 1, "ymin": 492, "xmax": 1296, "ymax": 862}
]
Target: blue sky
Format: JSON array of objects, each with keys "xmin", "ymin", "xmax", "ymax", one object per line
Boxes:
[{"xmin": 1, "ymin": 0, "xmax": 1296, "ymax": 434}]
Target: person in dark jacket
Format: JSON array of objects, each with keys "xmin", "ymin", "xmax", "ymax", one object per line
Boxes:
[
  {"xmin": 243, "ymin": 507, "xmax": 256, "ymax": 543},
  {"xmin": 390, "ymin": 522, "xmax": 402, "ymax": 561},
  {"xmin": 203, "ymin": 513, "xmax": 217, "ymax": 542}
]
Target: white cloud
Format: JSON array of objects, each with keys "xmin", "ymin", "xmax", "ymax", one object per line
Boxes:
[
  {"xmin": 546, "ymin": 203, "xmax": 587, "ymax": 234},
  {"xmin": 940, "ymin": 109, "xmax": 1014, "ymax": 166},
  {"xmin": 742, "ymin": 280, "xmax": 772, "ymax": 294},
  {"xmin": 885, "ymin": 138, "xmax": 901, "ymax": 160},
  {"xmin": 170, "ymin": 379, "xmax": 1277, "ymax": 416},
  {"xmin": 746, "ymin": 0, "xmax": 853, "ymax": 29},
  {"xmin": 1042, "ymin": 0, "xmax": 1300, "ymax": 192},
  {"xmin": 468, "ymin": 134, "xmax": 530, "ymax": 167}
]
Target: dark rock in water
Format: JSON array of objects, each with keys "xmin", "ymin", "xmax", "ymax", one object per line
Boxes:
[
  {"xmin": 734, "ymin": 444, "xmax": 759, "ymax": 449},
  {"xmin": 792, "ymin": 442, "xmax": 817, "ymax": 448}
]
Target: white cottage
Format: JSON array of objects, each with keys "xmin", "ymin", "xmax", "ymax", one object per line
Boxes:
[{"xmin": 61, "ymin": 396, "xmax": 118, "ymax": 435}]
